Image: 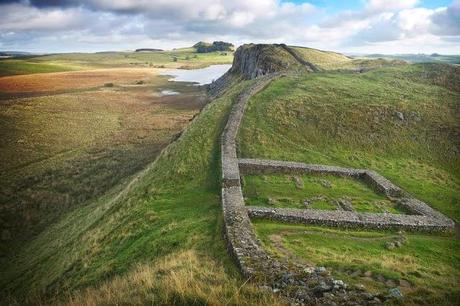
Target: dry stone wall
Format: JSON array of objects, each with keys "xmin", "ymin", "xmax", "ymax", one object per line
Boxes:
[
  {"xmin": 220, "ymin": 75, "xmax": 393, "ymax": 305},
  {"xmin": 248, "ymin": 207, "xmax": 451, "ymax": 232},
  {"xmin": 239, "ymin": 158, "xmax": 454, "ymax": 232},
  {"xmin": 219, "ymin": 45, "xmax": 455, "ymax": 305}
]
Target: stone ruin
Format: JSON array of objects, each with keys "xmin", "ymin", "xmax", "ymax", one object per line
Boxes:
[{"xmin": 219, "ymin": 73, "xmax": 455, "ymax": 305}]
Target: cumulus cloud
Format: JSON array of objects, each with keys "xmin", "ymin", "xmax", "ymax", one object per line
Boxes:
[
  {"xmin": 0, "ymin": 0, "xmax": 459, "ymax": 54},
  {"xmin": 0, "ymin": 3, "xmax": 87, "ymax": 31},
  {"xmin": 431, "ymin": 0, "xmax": 460, "ymax": 35},
  {"xmin": 365, "ymin": 0, "xmax": 419, "ymax": 12}
]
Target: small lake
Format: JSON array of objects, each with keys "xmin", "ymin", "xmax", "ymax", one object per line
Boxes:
[{"xmin": 160, "ymin": 64, "xmax": 231, "ymax": 85}]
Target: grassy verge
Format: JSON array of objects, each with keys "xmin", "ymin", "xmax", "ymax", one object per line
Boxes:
[
  {"xmin": 254, "ymin": 221, "xmax": 460, "ymax": 306},
  {"xmin": 238, "ymin": 64, "xmax": 460, "ymax": 221},
  {"xmin": 242, "ymin": 174, "xmax": 401, "ymax": 213}
]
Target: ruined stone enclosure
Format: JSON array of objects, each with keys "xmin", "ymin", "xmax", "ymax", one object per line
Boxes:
[
  {"xmin": 239, "ymin": 159, "xmax": 454, "ymax": 232},
  {"xmin": 219, "ymin": 72, "xmax": 455, "ymax": 304}
]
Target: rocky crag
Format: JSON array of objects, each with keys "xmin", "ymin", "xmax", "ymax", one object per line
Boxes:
[{"xmin": 208, "ymin": 44, "xmax": 318, "ymax": 97}]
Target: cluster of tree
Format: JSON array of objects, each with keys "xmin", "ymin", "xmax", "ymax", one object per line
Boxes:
[{"xmin": 193, "ymin": 41, "xmax": 234, "ymax": 53}]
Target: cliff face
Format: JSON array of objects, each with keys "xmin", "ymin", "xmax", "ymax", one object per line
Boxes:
[
  {"xmin": 229, "ymin": 44, "xmax": 295, "ymax": 79},
  {"xmin": 208, "ymin": 43, "xmax": 317, "ymax": 97}
]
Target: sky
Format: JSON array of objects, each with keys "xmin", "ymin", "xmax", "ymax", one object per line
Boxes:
[{"xmin": 0, "ymin": 0, "xmax": 459, "ymax": 54}]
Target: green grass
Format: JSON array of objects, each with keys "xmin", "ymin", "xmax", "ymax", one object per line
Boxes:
[
  {"xmin": 291, "ymin": 46, "xmax": 406, "ymax": 70},
  {"xmin": 291, "ymin": 46, "xmax": 353, "ymax": 70},
  {"xmin": 37, "ymin": 49, "xmax": 234, "ymax": 69},
  {"xmin": 254, "ymin": 221, "xmax": 460, "ymax": 305},
  {"xmin": 0, "ymin": 59, "xmax": 80, "ymax": 76},
  {"xmin": 2, "ymin": 45, "xmax": 458, "ymax": 305},
  {"xmin": 242, "ymin": 174, "xmax": 401, "ymax": 213},
  {"xmin": 0, "ymin": 77, "xmax": 282, "ymax": 305},
  {"xmin": 362, "ymin": 54, "xmax": 460, "ymax": 65},
  {"xmin": 239, "ymin": 64, "xmax": 460, "ymax": 222},
  {"xmin": 0, "ymin": 73, "xmax": 206, "ymax": 249},
  {"xmin": 238, "ymin": 63, "xmax": 460, "ymax": 304}
]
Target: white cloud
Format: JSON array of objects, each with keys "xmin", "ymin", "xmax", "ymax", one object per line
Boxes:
[
  {"xmin": 0, "ymin": 3, "xmax": 86, "ymax": 31},
  {"xmin": 431, "ymin": 0, "xmax": 460, "ymax": 35},
  {"xmin": 0, "ymin": 0, "xmax": 459, "ymax": 54},
  {"xmin": 365, "ymin": 0, "xmax": 419, "ymax": 12}
]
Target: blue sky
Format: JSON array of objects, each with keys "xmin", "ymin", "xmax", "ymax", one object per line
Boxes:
[{"xmin": 0, "ymin": 0, "xmax": 459, "ymax": 53}]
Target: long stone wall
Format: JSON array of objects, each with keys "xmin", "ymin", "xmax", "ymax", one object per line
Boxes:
[
  {"xmin": 219, "ymin": 75, "xmax": 392, "ymax": 305},
  {"xmin": 219, "ymin": 66, "xmax": 455, "ymax": 304},
  {"xmin": 221, "ymin": 76, "xmax": 277, "ymax": 188}
]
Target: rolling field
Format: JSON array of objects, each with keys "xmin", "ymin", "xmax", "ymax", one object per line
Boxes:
[
  {"xmin": 1, "ymin": 44, "xmax": 458, "ymax": 305},
  {"xmin": 0, "ymin": 67, "xmax": 208, "ymax": 249},
  {"xmin": 0, "ymin": 68, "xmax": 158, "ymax": 94},
  {"xmin": 0, "ymin": 48, "xmax": 233, "ymax": 77},
  {"xmin": 1, "ymin": 77, "xmax": 282, "ymax": 306}
]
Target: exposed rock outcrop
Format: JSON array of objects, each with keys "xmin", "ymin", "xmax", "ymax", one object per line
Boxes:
[
  {"xmin": 209, "ymin": 43, "xmax": 318, "ymax": 97},
  {"xmin": 228, "ymin": 43, "xmax": 318, "ymax": 79}
]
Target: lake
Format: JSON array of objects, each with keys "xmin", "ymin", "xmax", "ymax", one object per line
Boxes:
[{"xmin": 160, "ymin": 64, "xmax": 231, "ymax": 85}]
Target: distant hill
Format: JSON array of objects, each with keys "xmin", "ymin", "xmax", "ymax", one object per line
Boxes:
[
  {"xmin": 361, "ymin": 53, "xmax": 460, "ymax": 65},
  {"xmin": 0, "ymin": 51, "xmax": 35, "ymax": 58},
  {"xmin": 193, "ymin": 41, "xmax": 234, "ymax": 53},
  {"xmin": 135, "ymin": 48, "xmax": 163, "ymax": 52}
]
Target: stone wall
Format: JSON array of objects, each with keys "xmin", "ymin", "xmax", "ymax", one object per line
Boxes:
[
  {"xmin": 219, "ymin": 75, "xmax": 391, "ymax": 305},
  {"xmin": 218, "ymin": 47, "xmax": 455, "ymax": 305},
  {"xmin": 238, "ymin": 158, "xmax": 454, "ymax": 232},
  {"xmin": 239, "ymin": 158, "xmax": 364, "ymax": 178},
  {"xmin": 221, "ymin": 77, "xmax": 278, "ymax": 188},
  {"xmin": 248, "ymin": 207, "xmax": 453, "ymax": 233}
]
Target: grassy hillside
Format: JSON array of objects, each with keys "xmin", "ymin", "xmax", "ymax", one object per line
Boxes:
[
  {"xmin": 239, "ymin": 63, "xmax": 460, "ymax": 222},
  {"xmin": 0, "ymin": 59, "xmax": 80, "ymax": 77},
  {"xmin": 0, "ymin": 48, "xmax": 233, "ymax": 77},
  {"xmin": 291, "ymin": 46, "xmax": 406, "ymax": 70},
  {"xmin": 1, "ymin": 77, "xmax": 281, "ymax": 305},
  {"xmin": 1, "ymin": 44, "xmax": 458, "ymax": 305},
  {"xmin": 362, "ymin": 54, "xmax": 460, "ymax": 65},
  {"xmin": 236, "ymin": 62, "xmax": 459, "ymax": 304},
  {"xmin": 0, "ymin": 70, "xmax": 208, "ymax": 252},
  {"xmin": 291, "ymin": 46, "xmax": 353, "ymax": 69}
]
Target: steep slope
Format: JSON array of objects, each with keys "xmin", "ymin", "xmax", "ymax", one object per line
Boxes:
[{"xmin": 1, "ymin": 74, "xmax": 282, "ymax": 305}]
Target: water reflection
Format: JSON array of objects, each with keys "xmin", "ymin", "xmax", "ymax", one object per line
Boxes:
[{"xmin": 160, "ymin": 64, "xmax": 231, "ymax": 85}]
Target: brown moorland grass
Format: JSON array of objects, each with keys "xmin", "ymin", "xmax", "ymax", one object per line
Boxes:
[
  {"xmin": 65, "ymin": 250, "xmax": 283, "ymax": 306},
  {"xmin": 4, "ymin": 250, "xmax": 284, "ymax": 306},
  {"xmin": 0, "ymin": 70, "xmax": 207, "ymax": 246},
  {"xmin": 0, "ymin": 68, "xmax": 159, "ymax": 93}
]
